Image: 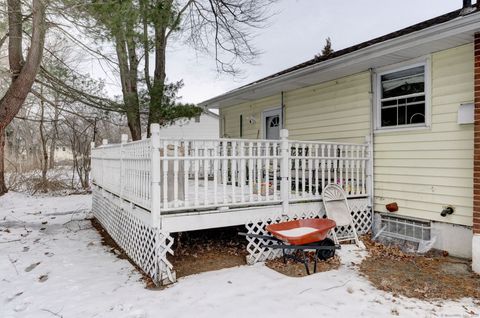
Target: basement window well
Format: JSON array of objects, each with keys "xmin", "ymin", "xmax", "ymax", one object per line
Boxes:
[{"xmin": 379, "ymin": 214, "xmax": 431, "ymax": 242}]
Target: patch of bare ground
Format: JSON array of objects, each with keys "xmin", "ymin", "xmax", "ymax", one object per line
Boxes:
[
  {"xmin": 170, "ymin": 226, "xmax": 248, "ymax": 278},
  {"xmin": 266, "ymin": 254, "xmax": 340, "ymax": 277},
  {"xmin": 358, "ymin": 235, "xmax": 480, "ymax": 300},
  {"xmin": 91, "ymin": 218, "xmax": 156, "ymax": 288}
]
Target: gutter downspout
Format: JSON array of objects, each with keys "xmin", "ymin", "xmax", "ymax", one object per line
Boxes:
[{"xmin": 368, "ymin": 68, "xmax": 375, "ymax": 217}]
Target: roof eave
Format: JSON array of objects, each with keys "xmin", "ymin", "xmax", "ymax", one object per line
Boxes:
[{"xmin": 200, "ymin": 11, "xmax": 480, "ymax": 109}]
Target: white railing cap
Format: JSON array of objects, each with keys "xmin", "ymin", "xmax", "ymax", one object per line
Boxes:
[{"xmin": 151, "ymin": 123, "xmax": 160, "ymax": 133}]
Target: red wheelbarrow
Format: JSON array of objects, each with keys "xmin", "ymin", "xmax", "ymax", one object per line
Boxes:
[{"xmin": 240, "ymin": 218, "xmax": 340, "ymax": 275}]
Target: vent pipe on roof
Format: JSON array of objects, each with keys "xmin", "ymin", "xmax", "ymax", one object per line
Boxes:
[{"xmin": 460, "ymin": 0, "xmax": 476, "ymax": 15}]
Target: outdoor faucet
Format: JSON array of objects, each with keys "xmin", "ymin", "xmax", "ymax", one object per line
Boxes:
[{"xmin": 440, "ymin": 206, "xmax": 454, "ymax": 217}]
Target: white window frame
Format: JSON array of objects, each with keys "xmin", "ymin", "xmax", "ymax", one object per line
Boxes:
[
  {"xmin": 374, "ymin": 58, "xmax": 431, "ymax": 133},
  {"xmin": 262, "ymin": 106, "xmax": 283, "ymax": 139}
]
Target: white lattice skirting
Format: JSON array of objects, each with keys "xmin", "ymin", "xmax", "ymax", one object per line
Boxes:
[
  {"xmin": 92, "ymin": 187, "xmax": 175, "ymax": 285},
  {"xmin": 245, "ymin": 198, "xmax": 371, "ymax": 264}
]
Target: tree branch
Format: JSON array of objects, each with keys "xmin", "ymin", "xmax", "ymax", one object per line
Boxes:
[
  {"xmin": 166, "ymin": 0, "xmax": 194, "ymax": 40},
  {"xmin": 0, "ymin": 33, "xmax": 8, "ymax": 51}
]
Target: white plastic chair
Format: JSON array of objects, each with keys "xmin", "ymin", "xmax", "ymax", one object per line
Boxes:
[{"xmin": 322, "ymin": 183, "xmax": 364, "ymax": 248}]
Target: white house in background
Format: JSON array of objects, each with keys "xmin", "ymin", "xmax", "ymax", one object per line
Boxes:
[{"xmin": 158, "ymin": 110, "xmax": 219, "ymax": 138}]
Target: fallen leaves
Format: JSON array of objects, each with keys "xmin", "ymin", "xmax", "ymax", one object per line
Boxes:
[
  {"xmin": 266, "ymin": 253, "xmax": 340, "ymax": 277},
  {"xmin": 171, "ymin": 226, "xmax": 247, "ymax": 278},
  {"xmin": 359, "ymin": 235, "xmax": 480, "ymax": 300}
]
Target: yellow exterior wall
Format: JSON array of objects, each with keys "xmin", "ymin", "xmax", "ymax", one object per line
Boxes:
[
  {"xmin": 284, "ymin": 72, "xmax": 371, "ymax": 143},
  {"xmin": 219, "ymin": 44, "xmax": 474, "ymax": 226},
  {"xmin": 220, "ymin": 71, "xmax": 371, "ymax": 143},
  {"xmin": 374, "ymin": 44, "xmax": 474, "ymax": 226},
  {"xmin": 221, "ymin": 95, "xmax": 281, "ymax": 139}
]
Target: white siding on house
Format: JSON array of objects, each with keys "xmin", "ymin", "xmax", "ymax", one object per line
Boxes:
[
  {"xmin": 159, "ymin": 113, "xmax": 219, "ymax": 139},
  {"xmin": 374, "ymin": 44, "xmax": 474, "ymax": 226}
]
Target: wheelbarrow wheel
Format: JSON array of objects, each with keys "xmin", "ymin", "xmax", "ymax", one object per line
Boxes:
[{"xmin": 316, "ymin": 238, "xmax": 336, "ymax": 261}]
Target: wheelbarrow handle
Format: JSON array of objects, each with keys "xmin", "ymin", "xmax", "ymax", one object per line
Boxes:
[
  {"xmin": 261, "ymin": 244, "xmax": 341, "ymax": 251},
  {"xmin": 238, "ymin": 232, "xmax": 282, "ymax": 242}
]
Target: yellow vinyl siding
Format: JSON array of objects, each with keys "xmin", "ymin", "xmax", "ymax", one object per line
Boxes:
[
  {"xmin": 220, "ymin": 71, "xmax": 371, "ymax": 143},
  {"xmin": 374, "ymin": 44, "xmax": 474, "ymax": 226},
  {"xmin": 218, "ymin": 44, "xmax": 473, "ymax": 227},
  {"xmin": 285, "ymin": 72, "xmax": 370, "ymax": 143},
  {"xmin": 221, "ymin": 95, "xmax": 280, "ymax": 139}
]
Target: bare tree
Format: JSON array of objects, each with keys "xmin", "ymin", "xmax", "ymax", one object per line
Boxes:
[
  {"xmin": 38, "ymin": 85, "xmax": 49, "ymax": 192},
  {"xmin": 68, "ymin": 0, "xmax": 274, "ymax": 139},
  {"xmin": 0, "ymin": 0, "xmax": 47, "ymax": 195},
  {"xmin": 48, "ymin": 92, "xmax": 60, "ymax": 169}
]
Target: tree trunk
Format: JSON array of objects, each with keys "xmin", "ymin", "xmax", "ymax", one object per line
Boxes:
[
  {"xmin": 70, "ymin": 130, "xmax": 76, "ymax": 189},
  {"xmin": 147, "ymin": 19, "xmax": 168, "ymax": 136},
  {"xmin": 8, "ymin": 0, "xmax": 23, "ymax": 78},
  {"xmin": 0, "ymin": 126, "xmax": 7, "ymax": 194},
  {"xmin": 140, "ymin": 0, "xmax": 152, "ymax": 93},
  {"xmin": 0, "ymin": 0, "xmax": 46, "ymax": 196},
  {"xmin": 114, "ymin": 29, "xmax": 142, "ymax": 140},
  {"xmin": 49, "ymin": 95, "xmax": 59, "ymax": 169},
  {"xmin": 39, "ymin": 92, "xmax": 48, "ymax": 192}
]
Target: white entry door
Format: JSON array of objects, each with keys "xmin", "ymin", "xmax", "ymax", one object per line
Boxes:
[{"xmin": 263, "ymin": 107, "xmax": 282, "ymax": 140}]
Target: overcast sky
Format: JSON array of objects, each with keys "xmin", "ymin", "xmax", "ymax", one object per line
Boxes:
[{"xmin": 95, "ymin": 1, "xmax": 464, "ymax": 105}]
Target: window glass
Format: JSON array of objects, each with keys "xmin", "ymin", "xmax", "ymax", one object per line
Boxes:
[
  {"xmin": 379, "ymin": 65, "xmax": 426, "ymax": 128},
  {"xmin": 381, "ymin": 66, "xmax": 424, "ymax": 99}
]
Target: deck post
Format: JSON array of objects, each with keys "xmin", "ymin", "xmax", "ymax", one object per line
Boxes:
[
  {"xmin": 365, "ymin": 135, "xmax": 373, "ymax": 209},
  {"xmin": 101, "ymin": 139, "xmax": 107, "ymax": 188},
  {"xmin": 90, "ymin": 142, "xmax": 95, "ymax": 189},
  {"xmin": 150, "ymin": 124, "xmax": 162, "ymax": 228},
  {"xmin": 280, "ymin": 129, "xmax": 290, "ymax": 215},
  {"xmin": 120, "ymin": 134, "xmax": 128, "ymax": 199}
]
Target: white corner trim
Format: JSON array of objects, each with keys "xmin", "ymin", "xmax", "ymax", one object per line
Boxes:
[{"xmin": 473, "ymin": 235, "xmax": 480, "ymax": 273}]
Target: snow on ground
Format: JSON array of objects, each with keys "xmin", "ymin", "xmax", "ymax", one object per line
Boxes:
[{"xmin": 0, "ymin": 192, "xmax": 478, "ymax": 318}]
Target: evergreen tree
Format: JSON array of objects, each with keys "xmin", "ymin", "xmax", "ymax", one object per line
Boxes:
[{"xmin": 315, "ymin": 37, "xmax": 334, "ymax": 59}]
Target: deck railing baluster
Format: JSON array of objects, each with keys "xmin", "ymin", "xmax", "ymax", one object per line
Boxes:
[
  {"xmin": 213, "ymin": 141, "xmax": 219, "ymax": 205},
  {"xmin": 194, "ymin": 142, "xmax": 199, "ymax": 206},
  {"xmin": 183, "ymin": 142, "xmax": 189, "ymax": 208},
  {"xmin": 222, "ymin": 141, "xmax": 228, "ymax": 204},
  {"xmin": 295, "ymin": 143, "xmax": 299, "ymax": 197},
  {"xmin": 231, "ymin": 141, "xmax": 237, "ymax": 203},
  {"xmin": 256, "ymin": 142, "xmax": 262, "ymax": 201},
  {"xmin": 90, "ymin": 128, "xmax": 371, "ymax": 213},
  {"xmin": 248, "ymin": 142, "xmax": 255, "ymax": 202},
  {"xmin": 273, "ymin": 142, "xmax": 278, "ymax": 201}
]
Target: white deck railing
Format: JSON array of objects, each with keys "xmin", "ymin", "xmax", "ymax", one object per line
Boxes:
[
  {"xmin": 91, "ymin": 124, "xmax": 371, "ymax": 226},
  {"xmin": 91, "ymin": 136, "xmax": 152, "ymax": 210}
]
